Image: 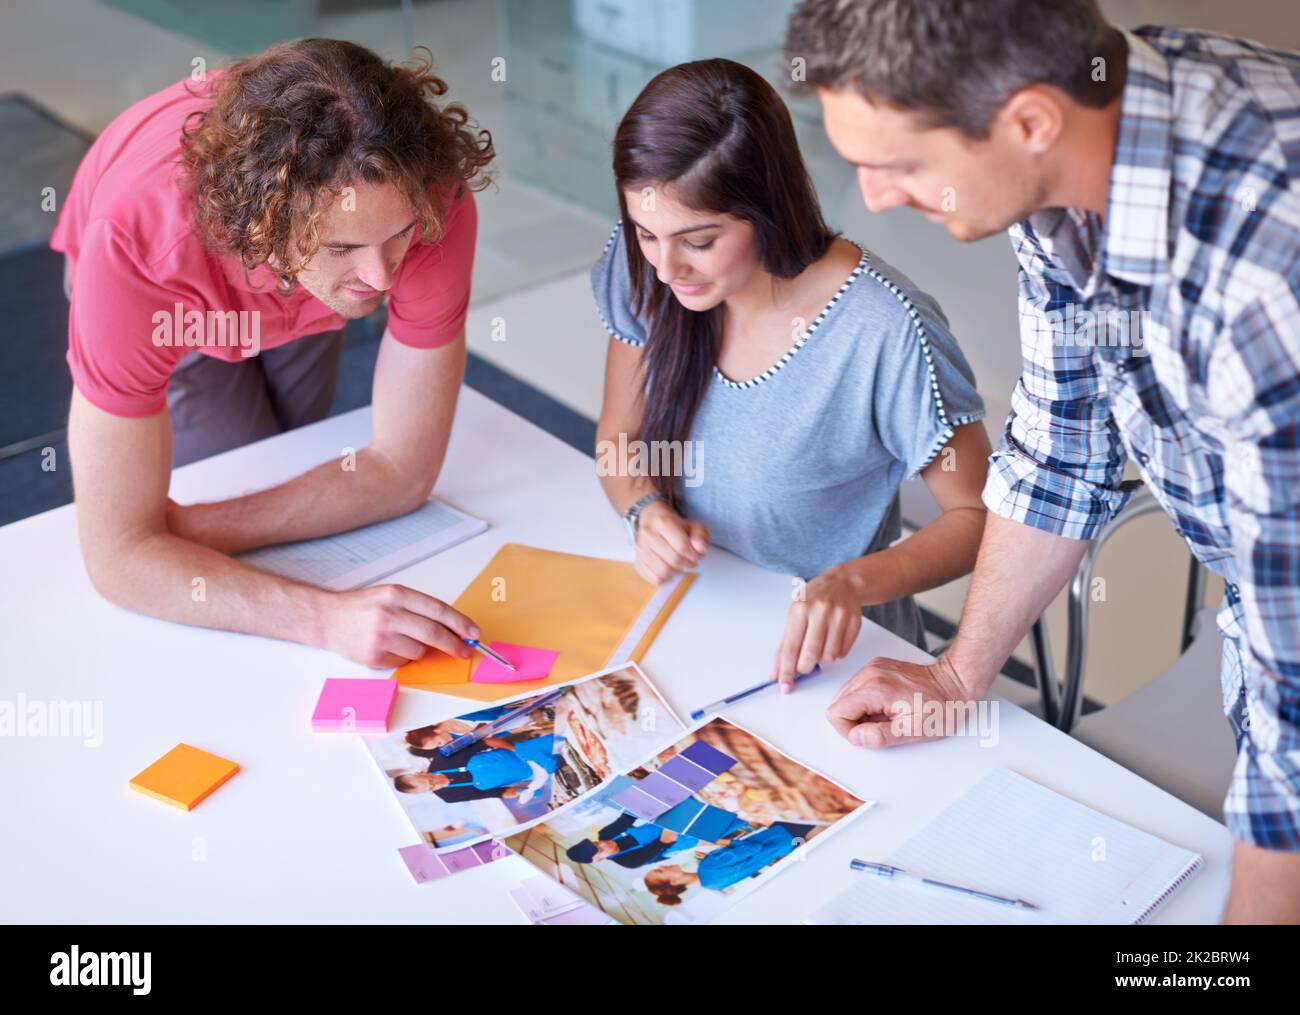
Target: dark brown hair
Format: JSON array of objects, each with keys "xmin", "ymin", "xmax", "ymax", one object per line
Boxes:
[
  {"xmin": 180, "ymin": 38, "xmax": 494, "ymax": 286},
  {"xmin": 784, "ymin": 0, "xmax": 1125, "ymax": 137},
  {"xmin": 613, "ymin": 58, "xmax": 835, "ymax": 504}
]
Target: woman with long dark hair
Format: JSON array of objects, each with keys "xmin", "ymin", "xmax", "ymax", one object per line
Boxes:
[{"xmin": 594, "ymin": 59, "xmax": 992, "ymax": 685}]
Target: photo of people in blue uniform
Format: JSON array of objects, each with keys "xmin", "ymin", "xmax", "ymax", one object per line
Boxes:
[
  {"xmin": 564, "ymin": 795, "xmax": 764, "ymax": 868},
  {"xmin": 643, "ymin": 822, "xmax": 817, "ymax": 903},
  {"xmin": 395, "ymin": 732, "xmax": 562, "ymax": 803},
  {"xmin": 365, "ymin": 666, "xmax": 686, "ymax": 848},
  {"xmin": 506, "ymin": 718, "xmax": 869, "ymax": 924}
]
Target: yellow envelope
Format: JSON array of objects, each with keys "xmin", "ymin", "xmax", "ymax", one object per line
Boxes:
[{"xmin": 394, "ymin": 543, "xmax": 694, "ymax": 702}]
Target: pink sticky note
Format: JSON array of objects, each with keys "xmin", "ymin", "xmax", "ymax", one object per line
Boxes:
[
  {"xmin": 470, "ymin": 642, "xmax": 559, "ymax": 684},
  {"xmin": 311, "ymin": 677, "xmax": 398, "ymax": 732}
]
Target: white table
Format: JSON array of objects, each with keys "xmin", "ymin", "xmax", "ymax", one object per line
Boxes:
[{"xmin": 0, "ymin": 388, "xmax": 1233, "ymax": 923}]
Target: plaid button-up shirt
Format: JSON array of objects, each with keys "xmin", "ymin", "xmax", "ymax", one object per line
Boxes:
[{"xmin": 982, "ymin": 26, "xmax": 1300, "ymax": 848}]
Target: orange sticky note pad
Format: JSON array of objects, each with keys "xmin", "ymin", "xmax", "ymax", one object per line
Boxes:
[
  {"xmin": 394, "ymin": 650, "xmax": 473, "ymax": 687},
  {"xmin": 129, "ymin": 743, "xmax": 240, "ymax": 811}
]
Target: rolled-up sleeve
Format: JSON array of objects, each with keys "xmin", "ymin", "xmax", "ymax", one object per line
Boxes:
[
  {"xmin": 981, "ymin": 254, "xmax": 1134, "ymax": 540},
  {"xmin": 1214, "ymin": 279, "xmax": 1300, "ymax": 849}
]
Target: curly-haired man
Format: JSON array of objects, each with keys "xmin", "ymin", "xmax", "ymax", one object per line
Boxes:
[{"xmin": 52, "ymin": 39, "xmax": 495, "ymax": 668}]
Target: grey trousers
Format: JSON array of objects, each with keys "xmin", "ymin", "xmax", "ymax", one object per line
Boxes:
[
  {"xmin": 64, "ymin": 254, "xmax": 345, "ymax": 467},
  {"xmin": 165, "ymin": 330, "xmax": 345, "ymax": 467}
]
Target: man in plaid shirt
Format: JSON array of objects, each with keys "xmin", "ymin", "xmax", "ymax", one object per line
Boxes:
[{"xmin": 787, "ymin": 0, "xmax": 1300, "ymax": 921}]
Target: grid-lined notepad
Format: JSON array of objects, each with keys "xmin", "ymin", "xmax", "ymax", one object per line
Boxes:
[
  {"xmin": 237, "ymin": 497, "xmax": 487, "ymax": 591},
  {"xmin": 811, "ymin": 768, "xmax": 1203, "ymax": 925}
]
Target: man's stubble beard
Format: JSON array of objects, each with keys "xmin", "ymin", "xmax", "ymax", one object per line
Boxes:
[{"xmin": 298, "ymin": 279, "xmax": 383, "ymax": 319}]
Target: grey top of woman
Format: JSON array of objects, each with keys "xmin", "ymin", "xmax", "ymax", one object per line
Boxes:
[{"xmin": 593, "ymin": 219, "xmax": 986, "ymax": 650}]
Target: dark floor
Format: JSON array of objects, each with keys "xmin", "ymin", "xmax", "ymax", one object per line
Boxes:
[{"xmin": 0, "ymin": 94, "xmax": 88, "ymax": 523}]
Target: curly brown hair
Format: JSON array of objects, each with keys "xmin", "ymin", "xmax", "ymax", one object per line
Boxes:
[{"xmin": 180, "ymin": 38, "xmax": 495, "ymax": 288}]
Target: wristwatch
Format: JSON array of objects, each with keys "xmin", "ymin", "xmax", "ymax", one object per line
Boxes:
[{"xmin": 623, "ymin": 491, "xmax": 665, "ymax": 540}]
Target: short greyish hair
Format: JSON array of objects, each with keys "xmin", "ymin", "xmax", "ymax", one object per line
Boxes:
[{"xmin": 783, "ymin": 0, "xmax": 1125, "ymax": 137}]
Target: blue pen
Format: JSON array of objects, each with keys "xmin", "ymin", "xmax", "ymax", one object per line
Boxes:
[
  {"xmin": 462, "ymin": 638, "xmax": 517, "ymax": 672},
  {"xmin": 689, "ymin": 665, "xmax": 821, "ymax": 721},
  {"xmin": 438, "ymin": 687, "xmax": 566, "ymax": 757},
  {"xmin": 850, "ymin": 859, "xmax": 1040, "ymax": 911}
]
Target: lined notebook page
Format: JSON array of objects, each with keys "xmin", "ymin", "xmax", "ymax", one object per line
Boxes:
[
  {"xmin": 237, "ymin": 498, "xmax": 487, "ymax": 591},
  {"xmin": 812, "ymin": 769, "xmax": 1202, "ymax": 924}
]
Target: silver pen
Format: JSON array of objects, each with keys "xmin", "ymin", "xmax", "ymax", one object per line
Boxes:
[
  {"xmin": 462, "ymin": 638, "xmax": 517, "ymax": 672},
  {"xmin": 850, "ymin": 859, "xmax": 1040, "ymax": 911}
]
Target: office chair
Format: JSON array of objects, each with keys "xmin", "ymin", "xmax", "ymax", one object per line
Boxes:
[{"xmin": 1047, "ymin": 490, "xmax": 1237, "ymax": 820}]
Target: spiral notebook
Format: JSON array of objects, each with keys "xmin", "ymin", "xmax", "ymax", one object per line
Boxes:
[
  {"xmin": 237, "ymin": 497, "xmax": 486, "ymax": 591},
  {"xmin": 811, "ymin": 768, "xmax": 1203, "ymax": 924}
]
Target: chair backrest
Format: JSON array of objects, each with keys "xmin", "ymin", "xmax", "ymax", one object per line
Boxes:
[{"xmin": 1072, "ymin": 607, "xmax": 1235, "ymax": 820}]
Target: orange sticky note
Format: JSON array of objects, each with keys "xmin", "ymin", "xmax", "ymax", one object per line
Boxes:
[
  {"xmin": 129, "ymin": 743, "xmax": 239, "ymax": 811},
  {"xmin": 395, "ymin": 650, "xmax": 473, "ymax": 687}
]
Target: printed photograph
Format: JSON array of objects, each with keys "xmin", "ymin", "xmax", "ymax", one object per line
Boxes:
[
  {"xmin": 505, "ymin": 717, "xmax": 870, "ymax": 924},
  {"xmin": 367, "ymin": 664, "xmax": 683, "ymax": 847}
]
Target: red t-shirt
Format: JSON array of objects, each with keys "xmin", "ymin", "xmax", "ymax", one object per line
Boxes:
[{"xmin": 50, "ymin": 75, "xmax": 476, "ymax": 418}]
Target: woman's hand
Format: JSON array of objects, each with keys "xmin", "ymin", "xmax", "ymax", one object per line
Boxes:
[
  {"xmin": 772, "ymin": 566, "xmax": 863, "ymax": 690},
  {"xmin": 633, "ymin": 500, "xmax": 709, "ymax": 584}
]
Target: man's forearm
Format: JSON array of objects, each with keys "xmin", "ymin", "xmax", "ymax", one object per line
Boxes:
[
  {"xmin": 170, "ymin": 446, "xmax": 426, "ymax": 555},
  {"xmin": 1225, "ymin": 841, "xmax": 1300, "ymax": 923},
  {"xmin": 89, "ymin": 528, "xmax": 330, "ymax": 646},
  {"xmin": 944, "ymin": 512, "xmax": 1091, "ymax": 696}
]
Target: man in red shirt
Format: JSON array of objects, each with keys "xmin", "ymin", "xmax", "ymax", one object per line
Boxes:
[{"xmin": 52, "ymin": 38, "xmax": 495, "ymax": 668}]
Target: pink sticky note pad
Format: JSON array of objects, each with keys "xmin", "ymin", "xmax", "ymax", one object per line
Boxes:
[
  {"xmin": 312, "ymin": 677, "xmax": 398, "ymax": 732},
  {"xmin": 470, "ymin": 642, "xmax": 559, "ymax": 684}
]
